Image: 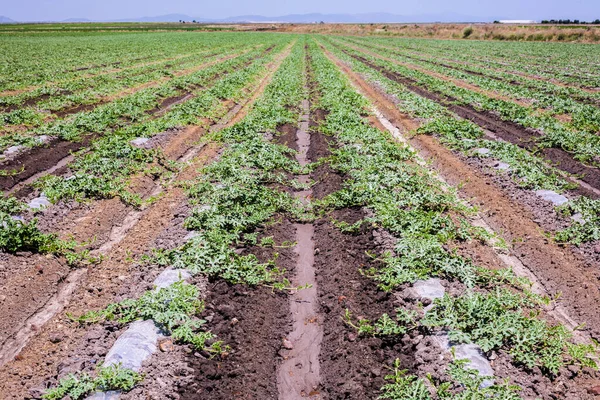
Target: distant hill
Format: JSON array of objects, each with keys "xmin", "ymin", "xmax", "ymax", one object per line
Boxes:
[
  {"xmin": 1, "ymin": 12, "xmax": 501, "ymax": 24},
  {"xmin": 62, "ymin": 18, "xmax": 92, "ymax": 22},
  {"xmin": 219, "ymin": 12, "xmax": 490, "ymax": 23},
  {"xmin": 0, "ymin": 16, "xmax": 15, "ymax": 23},
  {"xmin": 114, "ymin": 13, "xmax": 208, "ymax": 23}
]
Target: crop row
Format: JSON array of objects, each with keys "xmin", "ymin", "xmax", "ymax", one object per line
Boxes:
[
  {"xmin": 352, "ymin": 37, "xmax": 600, "ymax": 107},
  {"xmin": 343, "ymin": 36, "xmax": 600, "ymax": 133},
  {"xmin": 327, "ymin": 38, "xmax": 600, "ymax": 169},
  {"xmin": 319, "ymin": 38, "xmax": 600, "ymax": 245},
  {"xmin": 0, "ymin": 46, "xmax": 247, "ymax": 133},
  {"xmin": 41, "ymin": 38, "xmax": 307, "ymax": 400},
  {"xmin": 0, "ymin": 44, "xmax": 262, "ymax": 153},
  {"xmin": 0, "ymin": 44, "xmax": 244, "ymax": 115},
  {"xmin": 359, "ymin": 36, "xmax": 600, "ymax": 89},
  {"xmin": 0, "ymin": 39, "xmax": 291, "ymax": 264},
  {"xmin": 308, "ymin": 38, "xmax": 597, "ymax": 398},
  {"xmin": 0, "ymin": 32, "xmax": 277, "ymax": 93}
]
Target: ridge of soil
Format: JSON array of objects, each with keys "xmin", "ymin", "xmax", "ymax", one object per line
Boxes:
[
  {"xmin": 177, "ymin": 219, "xmax": 295, "ymax": 400},
  {"xmin": 0, "ymin": 48, "xmax": 266, "ymax": 194},
  {"xmin": 334, "ymin": 43, "xmax": 600, "ymax": 196},
  {"xmin": 322, "ymin": 43, "xmax": 600, "ymax": 350}
]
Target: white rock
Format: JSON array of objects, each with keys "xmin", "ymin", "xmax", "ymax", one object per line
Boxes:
[
  {"xmin": 412, "ymin": 279, "xmax": 445, "ymax": 301},
  {"xmin": 152, "ymin": 269, "xmax": 191, "ymax": 289},
  {"xmin": 4, "ymin": 145, "xmax": 24, "ymax": 155},
  {"xmin": 28, "ymin": 194, "xmax": 51, "ymax": 210},
  {"xmin": 534, "ymin": 189, "xmax": 569, "ymax": 206},
  {"xmin": 86, "ymin": 391, "xmax": 121, "ymax": 400},
  {"xmin": 473, "ymin": 148, "xmax": 491, "ymax": 156},
  {"xmin": 103, "ymin": 320, "xmax": 162, "ymax": 372},
  {"xmin": 432, "ymin": 333, "xmax": 494, "ymax": 388},
  {"xmin": 571, "ymin": 213, "xmax": 586, "ymax": 224},
  {"xmin": 494, "ymin": 162, "xmax": 510, "ymax": 171},
  {"xmin": 183, "ymin": 230, "xmax": 200, "ymax": 241},
  {"xmin": 454, "ymin": 343, "xmax": 495, "ymax": 387},
  {"xmin": 130, "ymin": 137, "xmax": 150, "ymax": 148}
]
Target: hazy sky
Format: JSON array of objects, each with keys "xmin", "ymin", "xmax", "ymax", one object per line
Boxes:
[{"xmin": 2, "ymin": 0, "xmax": 599, "ymax": 21}]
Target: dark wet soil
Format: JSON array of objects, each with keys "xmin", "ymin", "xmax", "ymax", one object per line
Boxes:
[
  {"xmin": 177, "ymin": 218, "xmax": 295, "ymax": 400},
  {"xmin": 308, "ymin": 106, "xmax": 415, "ymax": 398},
  {"xmin": 0, "ymin": 136, "xmax": 96, "ymax": 193},
  {"xmin": 338, "ymin": 47, "xmax": 600, "ymax": 196}
]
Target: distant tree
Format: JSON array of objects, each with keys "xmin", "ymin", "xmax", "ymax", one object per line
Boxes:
[
  {"xmin": 493, "ymin": 20, "xmax": 500, "ymax": 24},
  {"xmin": 462, "ymin": 25, "xmax": 474, "ymax": 38}
]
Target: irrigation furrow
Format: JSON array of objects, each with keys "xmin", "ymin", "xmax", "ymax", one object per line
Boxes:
[
  {"xmin": 0, "ymin": 47, "xmax": 267, "ymax": 194},
  {"xmin": 321, "ymin": 43, "xmax": 600, "ymax": 351},
  {"xmin": 329, "ymin": 40, "xmax": 600, "ymax": 197},
  {"xmin": 0, "ymin": 44, "xmax": 295, "ymax": 394},
  {"xmin": 277, "ymin": 89, "xmax": 323, "ymax": 397}
]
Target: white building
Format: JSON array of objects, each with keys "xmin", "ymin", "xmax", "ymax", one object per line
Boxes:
[{"xmin": 498, "ymin": 20, "xmax": 537, "ymax": 24}]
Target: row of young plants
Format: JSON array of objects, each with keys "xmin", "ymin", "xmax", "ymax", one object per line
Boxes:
[
  {"xmin": 328, "ymin": 38, "xmax": 600, "ymax": 168},
  {"xmin": 342, "ymin": 36, "xmax": 600, "ymax": 134},
  {"xmin": 0, "ymin": 44, "xmax": 261, "ymax": 153},
  {"xmin": 41, "ymin": 39, "xmax": 309, "ymax": 399},
  {"xmin": 367, "ymin": 40, "xmax": 600, "ymax": 108},
  {"xmin": 0, "ymin": 45, "xmax": 246, "ymax": 130},
  {"xmin": 308, "ymin": 39, "xmax": 597, "ymax": 398},
  {"xmin": 0, "ymin": 32, "xmax": 270, "ymax": 93},
  {"xmin": 318, "ymin": 38, "xmax": 600, "ymax": 244},
  {"xmin": 0, "ymin": 195, "xmax": 95, "ymax": 265},
  {"xmin": 0, "ymin": 47, "xmax": 235, "ymax": 133},
  {"xmin": 365, "ymin": 36, "xmax": 600, "ymax": 89},
  {"xmin": 321, "ymin": 38, "xmax": 600, "ymax": 246},
  {"xmin": 0, "ymin": 39, "xmax": 291, "ymax": 259},
  {"xmin": 35, "ymin": 42, "xmax": 290, "ymax": 207},
  {"xmin": 0, "ymin": 44, "xmax": 233, "ymax": 109}
]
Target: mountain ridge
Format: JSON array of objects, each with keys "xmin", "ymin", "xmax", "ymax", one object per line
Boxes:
[{"xmin": 0, "ymin": 12, "xmax": 506, "ymax": 24}]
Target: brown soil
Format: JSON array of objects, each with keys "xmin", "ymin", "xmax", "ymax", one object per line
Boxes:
[
  {"xmin": 334, "ymin": 42, "xmax": 600, "ymax": 197},
  {"xmin": 323, "ymin": 43, "xmax": 600, "ymax": 354},
  {"xmin": 0, "ymin": 136, "xmax": 95, "ymax": 192},
  {"xmin": 0, "ymin": 49, "xmax": 262, "ymax": 195},
  {"xmin": 310, "ymin": 127, "xmax": 413, "ymax": 397},
  {"xmin": 177, "ymin": 219, "xmax": 295, "ymax": 400},
  {"xmin": 0, "ymin": 140, "xmax": 220, "ymax": 399}
]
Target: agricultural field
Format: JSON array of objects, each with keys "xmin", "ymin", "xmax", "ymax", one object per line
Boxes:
[{"xmin": 0, "ymin": 27, "xmax": 599, "ymax": 400}]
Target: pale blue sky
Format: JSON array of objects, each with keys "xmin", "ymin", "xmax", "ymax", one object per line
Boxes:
[{"xmin": 2, "ymin": 0, "xmax": 599, "ymax": 22}]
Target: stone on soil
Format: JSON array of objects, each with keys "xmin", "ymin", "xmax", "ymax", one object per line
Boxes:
[
  {"xmin": 130, "ymin": 137, "xmax": 150, "ymax": 148},
  {"xmin": 534, "ymin": 189, "xmax": 568, "ymax": 206},
  {"xmin": 86, "ymin": 390, "xmax": 120, "ymax": 400},
  {"xmin": 411, "ymin": 279, "xmax": 445, "ymax": 301},
  {"xmin": 103, "ymin": 320, "xmax": 162, "ymax": 372},
  {"xmin": 494, "ymin": 162, "xmax": 510, "ymax": 171},
  {"xmin": 28, "ymin": 194, "xmax": 51, "ymax": 210},
  {"xmin": 4, "ymin": 145, "xmax": 24, "ymax": 155},
  {"xmin": 152, "ymin": 269, "xmax": 191, "ymax": 289}
]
